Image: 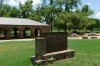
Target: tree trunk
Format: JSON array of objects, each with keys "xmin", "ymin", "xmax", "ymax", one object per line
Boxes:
[
  {"xmin": 86, "ymin": 28, "xmax": 87, "ymax": 33},
  {"xmin": 91, "ymin": 29, "xmax": 93, "ymax": 32},
  {"xmin": 68, "ymin": 28, "xmax": 71, "ymax": 32},
  {"xmin": 64, "ymin": 20, "xmax": 67, "ymax": 32},
  {"xmin": 74, "ymin": 28, "xmax": 77, "ymax": 33},
  {"xmin": 58, "ymin": 28, "xmax": 60, "ymax": 32}
]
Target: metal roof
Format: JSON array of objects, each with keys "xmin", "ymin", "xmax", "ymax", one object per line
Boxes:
[{"xmin": 0, "ymin": 17, "xmax": 49, "ymax": 26}]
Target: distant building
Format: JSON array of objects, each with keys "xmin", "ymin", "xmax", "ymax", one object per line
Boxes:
[{"xmin": 0, "ymin": 17, "xmax": 50, "ymax": 39}]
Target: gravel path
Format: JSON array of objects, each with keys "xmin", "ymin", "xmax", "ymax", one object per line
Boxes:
[
  {"xmin": 0, "ymin": 39, "xmax": 35, "ymax": 42},
  {"xmin": 0, "ymin": 35, "xmax": 100, "ymax": 42}
]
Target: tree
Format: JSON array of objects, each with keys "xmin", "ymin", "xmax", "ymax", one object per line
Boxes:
[
  {"xmin": 0, "ymin": 4, "xmax": 12, "ymax": 17},
  {"xmin": 81, "ymin": 5, "xmax": 94, "ymax": 32},
  {"xmin": 40, "ymin": 0, "xmax": 62, "ymax": 32},
  {"xmin": 55, "ymin": 0, "xmax": 81, "ymax": 12},
  {"xmin": 54, "ymin": 11, "xmax": 74, "ymax": 32},
  {"xmin": 86, "ymin": 18, "xmax": 96, "ymax": 32},
  {"xmin": 82, "ymin": 5, "xmax": 94, "ymax": 16},
  {"xmin": 19, "ymin": 0, "xmax": 33, "ymax": 18},
  {"xmin": 87, "ymin": 18, "xmax": 100, "ymax": 32},
  {"xmin": 28, "ymin": 11, "xmax": 42, "ymax": 21},
  {"xmin": 0, "ymin": 0, "xmax": 3, "ymax": 8},
  {"xmin": 65, "ymin": 0, "xmax": 81, "ymax": 12},
  {"xmin": 53, "ymin": 0, "xmax": 82, "ymax": 32},
  {"xmin": 54, "ymin": 11, "xmax": 66, "ymax": 32},
  {"xmin": 0, "ymin": 0, "xmax": 96, "ymax": 33},
  {"xmin": 94, "ymin": 19, "xmax": 100, "ymax": 30},
  {"xmin": 10, "ymin": 7, "xmax": 20, "ymax": 17}
]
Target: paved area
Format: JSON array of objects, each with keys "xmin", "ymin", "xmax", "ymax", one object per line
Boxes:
[
  {"xmin": 68, "ymin": 33, "xmax": 100, "ymax": 39},
  {"xmin": 0, "ymin": 39, "xmax": 35, "ymax": 42}
]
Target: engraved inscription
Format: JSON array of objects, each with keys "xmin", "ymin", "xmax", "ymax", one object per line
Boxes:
[{"xmin": 41, "ymin": 32, "xmax": 67, "ymax": 53}]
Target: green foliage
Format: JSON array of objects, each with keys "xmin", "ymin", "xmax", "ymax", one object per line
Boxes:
[
  {"xmin": 54, "ymin": 11, "xmax": 68, "ymax": 31},
  {"xmin": 55, "ymin": 0, "xmax": 81, "ymax": 12},
  {"xmin": 0, "ymin": 4, "xmax": 11, "ymax": 17},
  {"xmin": 43, "ymin": 0, "xmax": 94, "ymax": 32},
  {"xmin": 82, "ymin": 5, "xmax": 94, "ymax": 16},
  {"xmin": 10, "ymin": 7, "xmax": 20, "ymax": 17},
  {"xmin": 19, "ymin": 0, "xmax": 33, "ymax": 18},
  {"xmin": 28, "ymin": 11, "xmax": 42, "ymax": 21},
  {"xmin": 0, "ymin": 0, "xmax": 99, "ymax": 32},
  {"xmin": 87, "ymin": 18, "xmax": 100, "ymax": 32},
  {"xmin": 94, "ymin": 18, "xmax": 100, "ymax": 29}
]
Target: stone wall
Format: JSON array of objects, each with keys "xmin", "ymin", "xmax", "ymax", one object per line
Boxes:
[{"xmin": 0, "ymin": 25, "xmax": 50, "ymax": 39}]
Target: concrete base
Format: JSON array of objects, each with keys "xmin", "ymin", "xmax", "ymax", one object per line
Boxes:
[{"xmin": 31, "ymin": 49, "xmax": 75, "ymax": 65}]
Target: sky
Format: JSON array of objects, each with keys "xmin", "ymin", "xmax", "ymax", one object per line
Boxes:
[
  {"xmin": 3, "ymin": 0, "xmax": 42, "ymax": 8},
  {"xmin": 82, "ymin": 0, "xmax": 100, "ymax": 19},
  {"xmin": 3, "ymin": 0, "xmax": 100, "ymax": 19}
]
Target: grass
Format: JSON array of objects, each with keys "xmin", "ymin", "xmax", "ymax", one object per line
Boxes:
[
  {"xmin": 49, "ymin": 39, "xmax": 100, "ymax": 66},
  {"xmin": 0, "ymin": 39, "xmax": 100, "ymax": 66},
  {"xmin": 0, "ymin": 41, "xmax": 34, "ymax": 66}
]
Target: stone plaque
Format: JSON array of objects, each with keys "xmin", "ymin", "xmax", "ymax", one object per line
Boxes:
[
  {"xmin": 41, "ymin": 32, "xmax": 67, "ymax": 53},
  {"xmin": 31, "ymin": 32, "xmax": 74, "ymax": 65}
]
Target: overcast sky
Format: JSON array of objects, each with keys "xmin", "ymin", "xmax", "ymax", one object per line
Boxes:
[
  {"xmin": 3, "ymin": 0, "xmax": 42, "ymax": 8},
  {"xmin": 3, "ymin": 0, "xmax": 100, "ymax": 19}
]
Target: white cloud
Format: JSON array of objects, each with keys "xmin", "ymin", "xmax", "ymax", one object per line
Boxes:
[
  {"xmin": 87, "ymin": 3, "xmax": 90, "ymax": 6},
  {"xmin": 3, "ymin": 0, "xmax": 42, "ymax": 7},
  {"xmin": 95, "ymin": 12, "xmax": 100, "ymax": 19},
  {"xmin": 4, "ymin": 0, "xmax": 19, "ymax": 6},
  {"xmin": 33, "ymin": 0, "xmax": 41, "ymax": 5}
]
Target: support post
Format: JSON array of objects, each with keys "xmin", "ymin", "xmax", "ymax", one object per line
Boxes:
[
  {"xmin": 19, "ymin": 29, "xmax": 24, "ymax": 39},
  {"xmin": 35, "ymin": 37, "xmax": 46, "ymax": 59},
  {"xmin": 4, "ymin": 28, "xmax": 11, "ymax": 39},
  {"xmin": 31, "ymin": 37, "xmax": 46, "ymax": 65},
  {"xmin": 14, "ymin": 28, "xmax": 18, "ymax": 37},
  {"xmin": 31, "ymin": 29, "xmax": 35, "ymax": 38}
]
